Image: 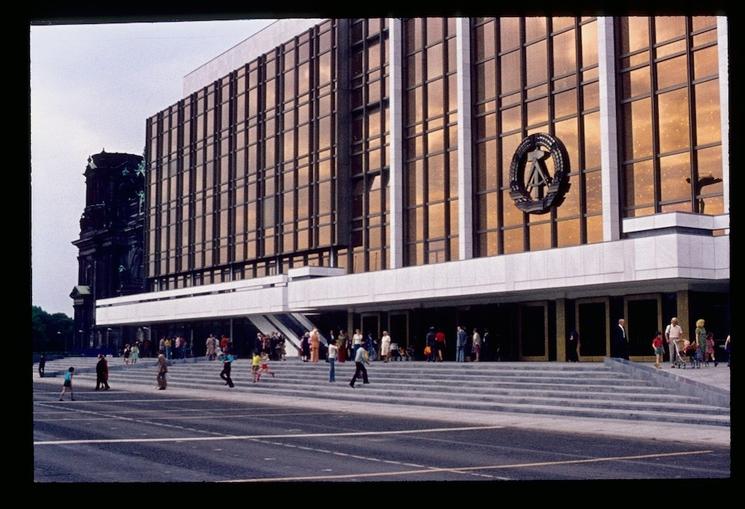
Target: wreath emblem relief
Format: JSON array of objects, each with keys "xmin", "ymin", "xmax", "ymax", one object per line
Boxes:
[{"xmin": 508, "ymin": 133, "xmax": 571, "ymax": 214}]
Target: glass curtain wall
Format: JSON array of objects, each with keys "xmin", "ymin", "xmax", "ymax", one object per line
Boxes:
[
  {"xmin": 618, "ymin": 16, "xmax": 723, "ymax": 217},
  {"xmin": 472, "ymin": 16, "xmax": 602, "ymax": 256},
  {"xmin": 403, "ymin": 18, "xmax": 459, "ymax": 266}
]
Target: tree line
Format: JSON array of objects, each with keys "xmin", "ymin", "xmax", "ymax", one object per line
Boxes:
[{"xmin": 32, "ymin": 306, "xmax": 73, "ymax": 353}]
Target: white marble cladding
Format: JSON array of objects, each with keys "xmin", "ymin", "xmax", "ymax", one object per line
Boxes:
[
  {"xmin": 183, "ymin": 19, "xmax": 326, "ymax": 96},
  {"xmin": 287, "ymin": 266, "xmax": 346, "ymax": 279},
  {"xmin": 623, "ymin": 212, "xmax": 730, "ymax": 233},
  {"xmin": 96, "ymin": 234, "xmax": 729, "ymax": 325}
]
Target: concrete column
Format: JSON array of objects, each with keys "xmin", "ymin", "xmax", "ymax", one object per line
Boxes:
[
  {"xmin": 388, "ymin": 18, "xmax": 405, "ymax": 268},
  {"xmin": 676, "ymin": 290, "xmax": 690, "ymax": 342},
  {"xmin": 717, "ymin": 17, "xmax": 729, "ymax": 220},
  {"xmin": 456, "ymin": 18, "xmax": 474, "ymax": 260},
  {"xmin": 556, "ymin": 298, "xmax": 566, "ymax": 362},
  {"xmin": 347, "ymin": 310, "xmax": 354, "ymax": 336},
  {"xmin": 597, "ymin": 17, "xmax": 621, "ymax": 241}
]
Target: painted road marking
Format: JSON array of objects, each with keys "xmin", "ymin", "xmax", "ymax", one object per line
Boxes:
[
  {"xmin": 34, "ymin": 425, "xmax": 504, "ymax": 446},
  {"xmin": 220, "ymin": 450, "xmax": 714, "ymax": 482}
]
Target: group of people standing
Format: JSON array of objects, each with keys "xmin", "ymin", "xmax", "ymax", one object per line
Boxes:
[{"xmin": 612, "ymin": 316, "xmax": 731, "ymax": 368}]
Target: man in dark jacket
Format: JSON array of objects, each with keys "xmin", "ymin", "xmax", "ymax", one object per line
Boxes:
[
  {"xmin": 95, "ymin": 354, "xmax": 110, "ymax": 390},
  {"xmin": 614, "ymin": 319, "xmax": 629, "ymax": 360}
]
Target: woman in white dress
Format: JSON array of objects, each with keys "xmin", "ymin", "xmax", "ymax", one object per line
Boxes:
[{"xmin": 380, "ymin": 331, "xmax": 391, "ymax": 362}]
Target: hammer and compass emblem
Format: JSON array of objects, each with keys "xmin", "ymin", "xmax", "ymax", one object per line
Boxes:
[{"xmin": 509, "ymin": 133, "xmax": 571, "ymax": 214}]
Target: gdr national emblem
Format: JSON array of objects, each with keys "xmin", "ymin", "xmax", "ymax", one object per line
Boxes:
[{"xmin": 508, "ymin": 133, "xmax": 571, "ymax": 214}]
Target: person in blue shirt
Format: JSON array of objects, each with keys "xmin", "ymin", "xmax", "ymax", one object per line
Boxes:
[
  {"xmin": 59, "ymin": 367, "xmax": 75, "ymax": 401},
  {"xmin": 220, "ymin": 353, "xmax": 235, "ymax": 388}
]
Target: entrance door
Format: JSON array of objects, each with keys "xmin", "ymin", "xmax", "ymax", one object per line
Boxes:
[
  {"xmin": 519, "ymin": 303, "xmax": 548, "ymax": 361},
  {"xmin": 625, "ymin": 295, "xmax": 661, "ymax": 361},
  {"xmin": 576, "ymin": 298, "xmax": 609, "ymax": 361},
  {"xmin": 361, "ymin": 313, "xmax": 380, "ymax": 345},
  {"xmin": 389, "ymin": 312, "xmax": 409, "ymax": 348}
]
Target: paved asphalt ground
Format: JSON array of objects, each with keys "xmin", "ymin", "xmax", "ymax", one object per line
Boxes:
[{"xmin": 33, "ymin": 382, "xmax": 729, "ymax": 482}]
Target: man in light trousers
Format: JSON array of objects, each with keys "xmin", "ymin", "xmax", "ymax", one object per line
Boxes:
[{"xmin": 665, "ymin": 317, "xmax": 683, "ymax": 367}]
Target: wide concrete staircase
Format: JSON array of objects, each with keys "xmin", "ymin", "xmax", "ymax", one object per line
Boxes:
[{"xmin": 49, "ymin": 358, "xmax": 730, "ymax": 427}]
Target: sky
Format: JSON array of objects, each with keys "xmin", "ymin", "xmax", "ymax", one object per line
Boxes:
[{"xmin": 31, "ymin": 19, "xmax": 276, "ymax": 317}]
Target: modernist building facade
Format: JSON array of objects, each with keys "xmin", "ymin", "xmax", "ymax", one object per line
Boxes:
[{"xmin": 96, "ymin": 17, "xmax": 730, "ymax": 361}]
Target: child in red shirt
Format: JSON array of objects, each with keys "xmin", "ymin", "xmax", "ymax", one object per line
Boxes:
[{"xmin": 652, "ymin": 332, "xmax": 665, "ymax": 368}]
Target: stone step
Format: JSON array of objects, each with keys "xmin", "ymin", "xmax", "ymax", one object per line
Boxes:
[
  {"xmin": 75, "ymin": 371, "xmax": 729, "ymax": 415},
  {"xmin": 71, "ymin": 373, "xmax": 730, "ymax": 427}
]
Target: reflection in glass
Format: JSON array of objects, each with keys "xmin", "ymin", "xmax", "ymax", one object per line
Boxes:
[
  {"xmin": 655, "ymin": 16, "xmax": 686, "ymax": 44},
  {"xmin": 526, "ymin": 41, "xmax": 548, "ymax": 85},
  {"xmin": 503, "ymin": 227, "xmax": 524, "ymax": 254},
  {"xmin": 554, "ymin": 117, "xmax": 578, "ymax": 168},
  {"xmin": 624, "ymin": 99, "xmax": 653, "ymax": 159},
  {"xmin": 585, "ymin": 171, "xmax": 602, "ymax": 215},
  {"xmin": 525, "ymin": 17, "xmax": 546, "ymax": 42},
  {"xmin": 500, "ymin": 18, "xmax": 520, "ymax": 51},
  {"xmin": 620, "ymin": 17, "xmax": 649, "ymax": 54},
  {"xmin": 656, "ymin": 55, "xmax": 687, "ymax": 89},
  {"xmin": 529, "ymin": 222, "xmax": 551, "ymax": 251},
  {"xmin": 428, "ymin": 203, "xmax": 445, "ymax": 238},
  {"xmin": 586, "ymin": 215, "xmax": 602, "ymax": 244},
  {"xmin": 657, "ymin": 88, "xmax": 689, "ymax": 153},
  {"xmin": 554, "ymin": 89, "xmax": 577, "ymax": 119},
  {"xmin": 695, "ymin": 80, "xmax": 721, "ymax": 146},
  {"xmin": 553, "ymin": 30, "xmax": 576, "ymax": 77},
  {"xmin": 557, "ymin": 218, "xmax": 580, "ymax": 247},
  {"xmin": 581, "ymin": 21, "xmax": 598, "ymax": 66},
  {"xmin": 623, "ymin": 67, "xmax": 650, "ymax": 98},
  {"xmin": 583, "ymin": 112, "xmax": 600, "ymax": 169},
  {"xmin": 659, "ymin": 152, "xmax": 691, "ymax": 203},
  {"xmin": 694, "ymin": 45, "xmax": 719, "ymax": 80},
  {"xmin": 500, "ymin": 51, "xmax": 521, "ymax": 93}
]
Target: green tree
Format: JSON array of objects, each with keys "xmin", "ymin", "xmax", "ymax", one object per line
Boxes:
[{"xmin": 32, "ymin": 306, "xmax": 73, "ymax": 352}]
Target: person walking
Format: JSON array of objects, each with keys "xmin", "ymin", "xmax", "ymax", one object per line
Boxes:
[
  {"xmin": 220, "ymin": 353, "xmax": 235, "ymax": 388},
  {"xmin": 38, "ymin": 353, "xmax": 46, "ymax": 378},
  {"xmin": 251, "ymin": 351, "xmax": 262, "ymax": 382},
  {"xmin": 652, "ymin": 331, "xmax": 664, "ymax": 368},
  {"xmin": 328, "ymin": 339, "xmax": 338, "ymax": 382},
  {"xmin": 59, "ymin": 367, "xmax": 75, "ymax": 401},
  {"xmin": 95, "ymin": 354, "xmax": 110, "ymax": 390},
  {"xmin": 131, "ymin": 343, "xmax": 140, "ymax": 364},
  {"xmin": 456, "ymin": 326, "xmax": 467, "ymax": 362},
  {"xmin": 665, "ymin": 317, "xmax": 683, "ymax": 368},
  {"xmin": 123, "ymin": 344, "xmax": 131, "ymax": 365},
  {"xmin": 156, "ymin": 353, "xmax": 168, "ymax": 390},
  {"xmin": 349, "ymin": 343, "xmax": 370, "ymax": 388},
  {"xmin": 257, "ymin": 353, "xmax": 275, "ymax": 381},
  {"xmin": 725, "ymin": 334, "xmax": 732, "ymax": 367}
]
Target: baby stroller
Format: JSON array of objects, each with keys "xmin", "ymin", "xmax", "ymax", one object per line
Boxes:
[{"xmin": 673, "ymin": 338, "xmax": 700, "ymax": 369}]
